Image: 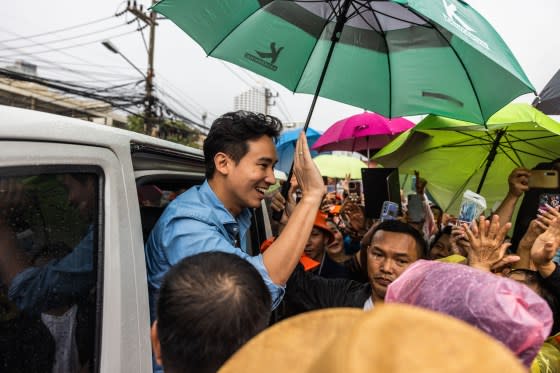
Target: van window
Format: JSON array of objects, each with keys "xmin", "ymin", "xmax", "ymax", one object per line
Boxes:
[
  {"xmin": 137, "ymin": 178, "xmax": 200, "ymax": 243},
  {"xmin": 0, "ymin": 170, "xmax": 102, "ymax": 373}
]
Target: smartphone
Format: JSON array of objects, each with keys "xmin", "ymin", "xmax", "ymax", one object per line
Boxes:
[
  {"xmin": 407, "ymin": 194, "xmax": 425, "ymax": 223},
  {"xmin": 529, "ymin": 170, "xmax": 559, "ymax": 189},
  {"xmin": 538, "ymin": 193, "xmax": 560, "ymax": 212},
  {"xmin": 410, "ymin": 175, "xmax": 417, "ymax": 192},
  {"xmin": 380, "ymin": 201, "xmax": 399, "ymax": 222},
  {"xmin": 348, "ymin": 181, "xmax": 362, "ymax": 195}
]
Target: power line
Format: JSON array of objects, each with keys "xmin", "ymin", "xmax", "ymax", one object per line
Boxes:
[
  {"xmin": 0, "ymin": 15, "xmax": 115, "ymax": 43},
  {"xmin": 3, "ymin": 23, "xmax": 129, "ymax": 50},
  {"xmin": 276, "ymin": 94, "xmax": 294, "ymax": 123},
  {"xmin": 156, "ymin": 86, "xmax": 203, "ymax": 120},
  {"xmin": 0, "ymin": 24, "xmax": 143, "ymax": 86},
  {"xmin": 156, "ymin": 74, "xmax": 216, "ymax": 116},
  {"xmin": 0, "ymin": 29, "xmax": 138, "ymax": 58},
  {"xmin": 137, "ymin": 19, "xmax": 149, "ymax": 54},
  {"xmin": 219, "ymin": 61, "xmax": 254, "ymax": 88},
  {"xmin": 0, "ymin": 57, "xmax": 140, "ymax": 71}
]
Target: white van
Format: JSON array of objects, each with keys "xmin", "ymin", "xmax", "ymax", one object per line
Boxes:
[{"xmin": 0, "ymin": 105, "xmax": 272, "ymax": 372}]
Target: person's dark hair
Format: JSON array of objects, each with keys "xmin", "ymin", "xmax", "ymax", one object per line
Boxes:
[
  {"xmin": 156, "ymin": 252, "xmax": 272, "ymax": 373},
  {"xmin": 368, "ymin": 220, "xmax": 427, "ymax": 259},
  {"xmin": 203, "ymin": 111, "xmax": 283, "ymax": 179},
  {"xmin": 429, "ymin": 225, "xmax": 452, "ymax": 250},
  {"xmin": 430, "ymin": 204, "xmax": 443, "ymax": 214}
]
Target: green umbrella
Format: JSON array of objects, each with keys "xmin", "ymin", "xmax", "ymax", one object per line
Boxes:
[
  {"xmin": 313, "ymin": 154, "xmax": 366, "ymax": 179},
  {"xmin": 373, "ymin": 103, "xmax": 560, "ymax": 214},
  {"xmin": 153, "ymin": 0, "xmax": 534, "ymax": 125}
]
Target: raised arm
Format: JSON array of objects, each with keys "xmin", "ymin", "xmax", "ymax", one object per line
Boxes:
[
  {"xmin": 531, "ymin": 206, "xmax": 560, "ymax": 278},
  {"xmin": 263, "ymin": 132, "xmax": 325, "ymax": 285},
  {"xmin": 463, "ymin": 215, "xmax": 516, "ymax": 272},
  {"xmin": 493, "ymin": 168, "xmax": 530, "ymax": 227}
]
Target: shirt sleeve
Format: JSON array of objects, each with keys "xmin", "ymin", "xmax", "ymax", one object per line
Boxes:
[
  {"xmin": 159, "ymin": 217, "xmax": 285, "ymax": 309},
  {"xmin": 9, "ymin": 227, "xmax": 95, "ymax": 314}
]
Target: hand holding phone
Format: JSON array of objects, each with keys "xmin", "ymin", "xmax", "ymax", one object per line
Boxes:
[{"xmin": 380, "ymin": 201, "xmax": 399, "ymax": 222}]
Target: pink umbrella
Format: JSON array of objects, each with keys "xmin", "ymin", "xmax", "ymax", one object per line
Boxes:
[{"xmin": 312, "ymin": 112, "xmax": 415, "ymax": 158}]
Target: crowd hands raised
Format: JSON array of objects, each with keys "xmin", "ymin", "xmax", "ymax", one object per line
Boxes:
[
  {"xmin": 263, "ymin": 165, "xmax": 560, "ymax": 372},
  {"xmin": 3, "ymin": 109, "xmax": 559, "ymax": 372},
  {"xmin": 151, "ymin": 116, "xmax": 560, "ymax": 372}
]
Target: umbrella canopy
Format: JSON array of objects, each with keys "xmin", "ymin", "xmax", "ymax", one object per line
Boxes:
[
  {"xmin": 154, "ymin": 0, "xmax": 534, "ymax": 124},
  {"xmin": 534, "ymin": 69, "xmax": 560, "ymax": 115},
  {"xmin": 311, "ymin": 111, "xmax": 414, "ymax": 156},
  {"xmin": 373, "ymin": 103, "xmax": 560, "ymax": 214},
  {"xmin": 275, "ymin": 127, "xmax": 322, "ymax": 173},
  {"xmin": 313, "ymin": 154, "xmax": 366, "ymax": 179}
]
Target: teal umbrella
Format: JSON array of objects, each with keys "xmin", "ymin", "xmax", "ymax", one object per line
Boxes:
[
  {"xmin": 373, "ymin": 103, "xmax": 560, "ymax": 214},
  {"xmin": 154, "ymin": 0, "xmax": 534, "ymax": 125}
]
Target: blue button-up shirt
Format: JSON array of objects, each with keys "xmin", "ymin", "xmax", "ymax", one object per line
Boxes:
[{"xmin": 144, "ymin": 180, "xmax": 285, "ymax": 319}]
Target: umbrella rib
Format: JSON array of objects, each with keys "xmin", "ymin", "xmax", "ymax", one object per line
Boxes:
[
  {"xmin": 445, "ymin": 167, "xmax": 481, "ymax": 212},
  {"xmin": 496, "ymin": 143, "xmax": 523, "ymax": 168},
  {"xmin": 453, "ymin": 130, "xmax": 494, "ymax": 144},
  {"xmin": 348, "ymin": 1, "xmax": 376, "ymax": 31},
  {"xmin": 496, "ymin": 142, "xmax": 560, "ymax": 161},
  {"xmin": 360, "ymin": 2, "xmax": 433, "ymax": 28},
  {"xmin": 363, "ymin": 1, "xmax": 392, "ymax": 116},
  {"xmin": 293, "ymin": 5, "xmax": 336, "ymax": 93},
  {"xmin": 502, "ymin": 132, "xmax": 524, "ymax": 167},
  {"xmin": 504, "ymin": 133, "xmax": 560, "ymax": 158}
]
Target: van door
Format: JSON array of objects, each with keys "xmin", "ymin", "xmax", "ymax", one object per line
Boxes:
[{"xmin": 0, "ymin": 141, "xmax": 151, "ymax": 373}]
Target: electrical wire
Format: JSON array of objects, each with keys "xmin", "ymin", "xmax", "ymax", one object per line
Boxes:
[
  {"xmin": 3, "ymin": 23, "xmax": 129, "ymax": 50},
  {"xmin": 137, "ymin": 19, "xmax": 149, "ymax": 54},
  {"xmin": 0, "ymin": 15, "xmax": 115, "ymax": 43},
  {"xmin": 0, "ymin": 29, "xmax": 138, "ymax": 58},
  {"xmin": 156, "ymin": 74, "xmax": 216, "ymax": 117},
  {"xmin": 219, "ymin": 61, "xmax": 254, "ymax": 88},
  {"xmin": 0, "ymin": 57, "xmax": 140, "ymax": 71},
  {"xmin": 276, "ymin": 94, "xmax": 295, "ymax": 123}
]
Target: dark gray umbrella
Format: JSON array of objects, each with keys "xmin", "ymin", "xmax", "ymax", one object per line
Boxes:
[{"xmin": 534, "ymin": 69, "xmax": 560, "ymax": 114}]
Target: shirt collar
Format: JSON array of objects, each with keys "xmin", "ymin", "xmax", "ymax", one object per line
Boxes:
[{"xmin": 199, "ymin": 180, "xmax": 252, "ymax": 228}]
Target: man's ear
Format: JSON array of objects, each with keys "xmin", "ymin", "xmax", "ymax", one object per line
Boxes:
[
  {"xmin": 151, "ymin": 321, "xmax": 163, "ymax": 366},
  {"xmin": 214, "ymin": 152, "xmax": 231, "ymax": 176}
]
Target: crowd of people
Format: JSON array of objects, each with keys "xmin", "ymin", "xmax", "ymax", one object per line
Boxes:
[
  {"xmin": 146, "ymin": 111, "xmax": 560, "ymax": 372},
  {"xmin": 1, "ymin": 110, "xmax": 559, "ymax": 372}
]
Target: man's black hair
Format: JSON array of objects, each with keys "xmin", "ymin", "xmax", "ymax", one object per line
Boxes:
[
  {"xmin": 430, "ymin": 204, "xmax": 443, "ymax": 215},
  {"xmin": 429, "ymin": 225, "xmax": 452, "ymax": 250},
  {"xmin": 156, "ymin": 251, "xmax": 272, "ymax": 373},
  {"xmin": 371, "ymin": 220, "xmax": 428, "ymax": 259},
  {"xmin": 203, "ymin": 111, "xmax": 282, "ymax": 179}
]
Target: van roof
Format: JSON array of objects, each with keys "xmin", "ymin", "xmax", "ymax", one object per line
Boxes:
[{"xmin": 0, "ymin": 105, "xmax": 203, "ymax": 155}]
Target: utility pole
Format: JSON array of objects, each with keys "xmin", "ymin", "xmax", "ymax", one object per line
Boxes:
[
  {"xmin": 264, "ymin": 88, "xmax": 278, "ymax": 115},
  {"xmin": 121, "ymin": 0, "xmax": 158, "ymax": 135},
  {"xmin": 145, "ymin": 1, "xmax": 157, "ymax": 136}
]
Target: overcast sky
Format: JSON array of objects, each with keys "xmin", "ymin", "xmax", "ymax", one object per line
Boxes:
[{"xmin": 2, "ymin": 0, "xmax": 559, "ymax": 130}]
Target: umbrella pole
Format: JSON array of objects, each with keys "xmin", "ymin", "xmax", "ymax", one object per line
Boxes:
[
  {"xmin": 273, "ymin": 0, "xmax": 352, "ymax": 221},
  {"xmin": 476, "ymin": 130, "xmax": 505, "ymax": 194}
]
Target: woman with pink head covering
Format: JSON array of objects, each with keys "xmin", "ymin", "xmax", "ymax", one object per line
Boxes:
[{"xmin": 385, "ymin": 258, "xmax": 552, "ymax": 367}]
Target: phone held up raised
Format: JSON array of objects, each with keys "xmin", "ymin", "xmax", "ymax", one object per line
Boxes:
[
  {"xmin": 529, "ymin": 170, "xmax": 559, "ymax": 189},
  {"xmin": 380, "ymin": 201, "xmax": 399, "ymax": 222}
]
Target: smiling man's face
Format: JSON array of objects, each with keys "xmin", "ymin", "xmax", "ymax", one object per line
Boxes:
[
  {"xmin": 366, "ymin": 230, "xmax": 419, "ymax": 303},
  {"xmin": 221, "ymin": 135, "xmax": 277, "ymax": 216}
]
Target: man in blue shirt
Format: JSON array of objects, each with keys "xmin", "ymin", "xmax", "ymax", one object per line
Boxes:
[{"xmin": 145, "ymin": 111, "xmax": 325, "ymax": 315}]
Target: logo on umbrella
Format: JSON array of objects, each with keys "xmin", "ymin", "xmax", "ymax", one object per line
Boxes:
[
  {"xmin": 245, "ymin": 42, "xmax": 284, "ymax": 71},
  {"xmin": 442, "ymin": 0, "xmax": 489, "ymax": 51}
]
